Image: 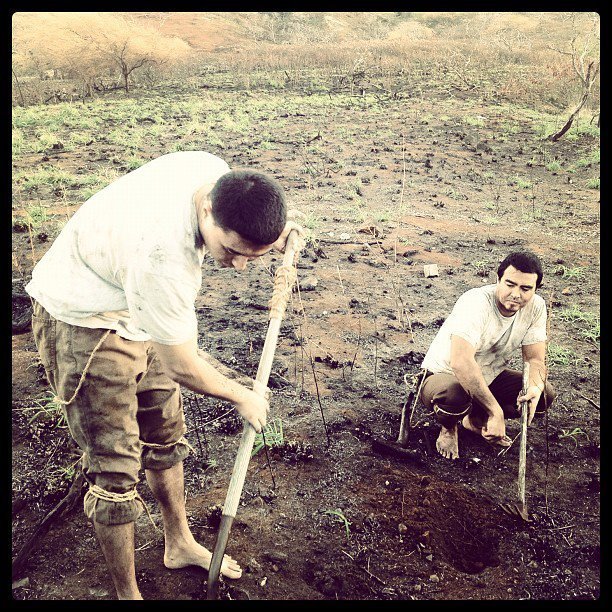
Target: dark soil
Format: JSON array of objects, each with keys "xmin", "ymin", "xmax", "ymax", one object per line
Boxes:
[{"xmin": 12, "ymin": 83, "xmax": 600, "ymax": 600}]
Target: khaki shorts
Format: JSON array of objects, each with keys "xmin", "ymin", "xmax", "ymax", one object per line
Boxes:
[{"xmin": 31, "ymin": 301, "xmax": 191, "ymax": 525}]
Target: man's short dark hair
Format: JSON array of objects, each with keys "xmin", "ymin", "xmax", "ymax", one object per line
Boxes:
[
  {"xmin": 497, "ymin": 251, "xmax": 544, "ymax": 287},
  {"xmin": 210, "ymin": 170, "xmax": 286, "ymax": 245}
]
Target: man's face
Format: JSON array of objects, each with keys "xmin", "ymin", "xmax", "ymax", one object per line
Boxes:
[
  {"xmin": 204, "ymin": 221, "xmax": 273, "ymax": 271},
  {"xmin": 495, "ymin": 265, "xmax": 538, "ymax": 317}
]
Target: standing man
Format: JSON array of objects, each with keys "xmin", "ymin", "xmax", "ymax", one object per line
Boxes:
[
  {"xmin": 26, "ymin": 151, "xmax": 303, "ymax": 599},
  {"xmin": 419, "ymin": 251, "xmax": 556, "ymax": 460}
]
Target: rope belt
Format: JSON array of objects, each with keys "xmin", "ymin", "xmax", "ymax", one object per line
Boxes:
[
  {"xmin": 85, "ymin": 483, "xmax": 159, "ymax": 531},
  {"xmin": 53, "ymin": 329, "xmax": 112, "ymax": 406},
  {"xmin": 268, "ymin": 263, "xmax": 297, "ymax": 320}
]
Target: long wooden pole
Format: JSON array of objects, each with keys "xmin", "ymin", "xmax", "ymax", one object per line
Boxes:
[
  {"xmin": 207, "ymin": 230, "xmax": 302, "ymax": 599},
  {"xmin": 517, "ymin": 362, "xmax": 530, "ymax": 509}
]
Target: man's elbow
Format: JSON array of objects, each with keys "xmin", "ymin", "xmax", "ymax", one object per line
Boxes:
[
  {"xmin": 450, "ymin": 355, "xmax": 473, "ymax": 378},
  {"xmin": 158, "ymin": 357, "xmax": 193, "ymax": 387}
]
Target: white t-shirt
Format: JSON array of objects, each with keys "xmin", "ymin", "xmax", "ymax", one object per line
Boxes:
[
  {"xmin": 26, "ymin": 151, "xmax": 230, "ymax": 344},
  {"xmin": 421, "ymin": 284, "xmax": 547, "ymax": 385}
]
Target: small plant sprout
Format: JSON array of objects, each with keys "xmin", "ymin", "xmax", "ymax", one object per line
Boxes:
[
  {"xmin": 251, "ymin": 417, "xmax": 284, "ymax": 457},
  {"xmin": 554, "ymin": 265, "xmax": 585, "ymax": 280},
  {"xmin": 471, "ymin": 261, "xmax": 489, "ymax": 277},
  {"xmin": 559, "ymin": 427, "xmax": 590, "ymax": 448},
  {"xmin": 324, "ymin": 508, "xmax": 351, "ymax": 539},
  {"xmin": 23, "ymin": 391, "xmax": 67, "ymax": 428}
]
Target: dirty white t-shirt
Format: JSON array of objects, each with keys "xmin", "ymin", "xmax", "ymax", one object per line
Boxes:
[
  {"xmin": 26, "ymin": 151, "xmax": 230, "ymax": 344},
  {"xmin": 421, "ymin": 284, "xmax": 547, "ymax": 384}
]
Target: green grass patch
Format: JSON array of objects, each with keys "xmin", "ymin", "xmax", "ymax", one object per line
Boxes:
[
  {"xmin": 547, "ymin": 343, "xmax": 579, "ymax": 367},
  {"xmin": 15, "ymin": 166, "xmax": 78, "ymax": 192},
  {"xmin": 252, "ymin": 417, "xmax": 284, "ymax": 457},
  {"xmin": 508, "ymin": 175, "xmax": 533, "ymax": 189},
  {"xmin": 586, "ymin": 178, "xmax": 599, "ymax": 190},
  {"xmin": 463, "ymin": 115, "xmax": 485, "ymax": 127}
]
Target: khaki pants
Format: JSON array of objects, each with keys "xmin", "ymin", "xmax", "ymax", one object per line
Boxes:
[
  {"xmin": 31, "ymin": 301, "xmax": 190, "ymax": 525},
  {"xmin": 420, "ymin": 369, "xmax": 556, "ymax": 429}
]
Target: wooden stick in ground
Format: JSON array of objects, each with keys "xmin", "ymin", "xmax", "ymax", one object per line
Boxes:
[
  {"xmin": 517, "ymin": 362, "xmax": 530, "ymax": 515},
  {"xmin": 207, "ymin": 230, "xmax": 302, "ymax": 600}
]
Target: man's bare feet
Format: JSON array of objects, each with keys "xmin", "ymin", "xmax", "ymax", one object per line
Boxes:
[
  {"xmin": 436, "ymin": 424, "xmax": 460, "ymax": 460},
  {"xmin": 461, "ymin": 414, "xmax": 512, "ymax": 447},
  {"xmin": 164, "ymin": 540, "xmax": 243, "ymax": 579}
]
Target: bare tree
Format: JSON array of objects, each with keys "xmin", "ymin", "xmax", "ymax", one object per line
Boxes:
[
  {"xmin": 547, "ymin": 12, "xmax": 600, "ymax": 141},
  {"xmin": 12, "ymin": 13, "xmax": 191, "ymax": 100}
]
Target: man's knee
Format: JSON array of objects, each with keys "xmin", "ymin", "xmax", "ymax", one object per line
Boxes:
[
  {"xmin": 84, "ymin": 483, "xmax": 143, "ymax": 526},
  {"xmin": 421, "ymin": 374, "xmax": 471, "ymax": 427},
  {"xmin": 141, "ymin": 435, "xmax": 192, "ymax": 471}
]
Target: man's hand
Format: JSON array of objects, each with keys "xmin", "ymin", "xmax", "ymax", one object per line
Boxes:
[
  {"xmin": 232, "ymin": 385, "xmax": 270, "ymax": 433},
  {"xmin": 517, "ymin": 385, "xmax": 541, "ymax": 425},
  {"xmin": 272, "ymin": 210, "xmax": 306, "ymax": 253},
  {"xmin": 482, "ymin": 410, "xmax": 510, "ymax": 445}
]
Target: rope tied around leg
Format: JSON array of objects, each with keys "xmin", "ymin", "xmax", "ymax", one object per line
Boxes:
[
  {"xmin": 53, "ymin": 329, "xmax": 112, "ymax": 406},
  {"xmin": 268, "ymin": 263, "xmax": 297, "ymax": 321},
  {"xmin": 84, "ymin": 483, "xmax": 159, "ymax": 531},
  {"xmin": 141, "ymin": 435, "xmax": 195, "ymax": 454}
]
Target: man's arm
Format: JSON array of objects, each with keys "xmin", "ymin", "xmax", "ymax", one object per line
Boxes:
[
  {"xmin": 450, "ymin": 334, "xmax": 507, "ymax": 441},
  {"xmin": 519, "ymin": 342, "xmax": 547, "ymax": 425},
  {"xmin": 152, "ymin": 337, "xmax": 269, "ymax": 433}
]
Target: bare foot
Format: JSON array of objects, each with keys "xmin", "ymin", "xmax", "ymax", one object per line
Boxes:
[
  {"xmin": 436, "ymin": 424, "xmax": 459, "ymax": 460},
  {"xmin": 164, "ymin": 541, "xmax": 243, "ymax": 579},
  {"xmin": 461, "ymin": 415, "xmax": 512, "ymax": 447}
]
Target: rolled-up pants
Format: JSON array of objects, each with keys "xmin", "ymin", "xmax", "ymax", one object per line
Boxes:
[
  {"xmin": 31, "ymin": 301, "xmax": 191, "ymax": 525},
  {"xmin": 420, "ymin": 369, "xmax": 556, "ymax": 429}
]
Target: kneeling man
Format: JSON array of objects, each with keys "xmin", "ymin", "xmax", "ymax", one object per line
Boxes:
[{"xmin": 419, "ymin": 251, "xmax": 556, "ymax": 460}]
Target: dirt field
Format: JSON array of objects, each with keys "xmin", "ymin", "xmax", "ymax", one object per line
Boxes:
[{"xmin": 12, "ymin": 80, "xmax": 600, "ymax": 600}]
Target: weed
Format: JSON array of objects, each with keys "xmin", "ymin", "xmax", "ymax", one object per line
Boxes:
[
  {"xmin": 555, "ymin": 265, "xmax": 584, "ymax": 280},
  {"xmin": 547, "ymin": 343, "xmax": 579, "ymax": 367},
  {"xmin": 252, "ymin": 417, "xmax": 284, "ymax": 457},
  {"xmin": 15, "ymin": 167, "xmax": 76, "ymax": 192},
  {"xmin": 50, "ymin": 457, "xmax": 81, "ymax": 482},
  {"xmin": 559, "ymin": 427, "xmax": 590, "ymax": 447},
  {"xmin": 125, "ymin": 155, "xmax": 146, "ymax": 171},
  {"xmin": 581, "ymin": 319, "xmax": 600, "ymax": 343},
  {"xmin": 574, "ymin": 149, "xmax": 600, "ymax": 168},
  {"xmin": 12, "ymin": 129, "xmax": 24, "ymax": 156},
  {"xmin": 545, "ymin": 161, "xmax": 562, "ymax": 172},
  {"xmin": 445, "ymin": 188, "xmax": 464, "ymax": 200},
  {"xmin": 557, "ymin": 305, "xmax": 600, "ymax": 343},
  {"xmin": 586, "ymin": 178, "xmax": 599, "ymax": 190},
  {"xmin": 24, "ymin": 204, "xmax": 48, "ymax": 229},
  {"xmin": 259, "ymin": 139, "xmax": 275, "ymax": 151},
  {"xmin": 471, "ymin": 260, "xmax": 490, "ymax": 277},
  {"xmin": 509, "ymin": 176, "xmax": 532, "ymax": 189},
  {"xmin": 463, "ymin": 115, "xmax": 485, "ymax": 127},
  {"xmin": 302, "ymin": 211, "xmax": 321, "ymax": 231},
  {"xmin": 557, "ymin": 305, "xmax": 597, "ymax": 325},
  {"xmin": 324, "ymin": 508, "xmax": 351, "ymax": 539},
  {"xmin": 23, "ymin": 392, "xmax": 67, "ymax": 428}
]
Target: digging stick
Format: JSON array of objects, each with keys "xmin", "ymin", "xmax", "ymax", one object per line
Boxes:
[
  {"xmin": 207, "ymin": 230, "xmax": 302, "ymax": 600},
  {"xmin": 517, "ymin": 362, "xmax": 530, "ymax": 518}
]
